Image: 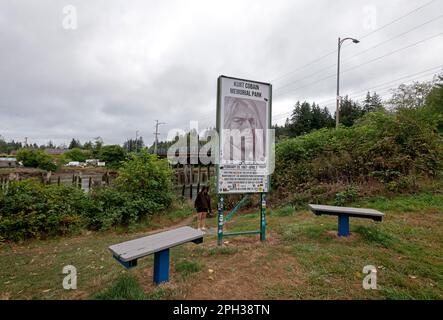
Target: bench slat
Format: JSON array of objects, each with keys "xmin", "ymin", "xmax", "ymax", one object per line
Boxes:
[
  {"xmin": 308, "ymin": 204, "xmax": 384, "ymax": 218},
  {"xmin": 109, "ymin": 226, "xmax": 205, "ymax": 262}
]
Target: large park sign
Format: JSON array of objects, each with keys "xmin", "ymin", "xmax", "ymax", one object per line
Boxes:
[
  {"xmin": 216, "ymin": 75, "xmax": 272, "ymax": 245},
  {"xmin": 216, "ymin": 75, "xmax": 272, "ymax": 194}
]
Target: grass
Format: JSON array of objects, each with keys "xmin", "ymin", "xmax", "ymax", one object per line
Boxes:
[
  {"xmin": 0, "ymin": 191, "xmax": 442, "ymax": 300},
  {"xmin": 353, "ymin": 192, "xmax": 443, "ymax": 212},
  {"xmin": 174, "ymin": 260, "xmax": 204, "ymax": 278},
  {"xmin": 93, "ymin": 274, "xmax": 146, "ymax": 300},
  {"xmin": 354, "ymin": 225, "xmax": 396, "ymax": 248}
]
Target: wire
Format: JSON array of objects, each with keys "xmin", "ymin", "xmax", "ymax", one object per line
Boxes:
[
  {"xmin": 270, "ymin": 0, "xmax": 438, "ymax": 83},
  {"xmin": 271, "ymin": 66, "xmax": 442, "ymax": 122},
  {"xmin": 275, "ymin": 32, "xmax": 443, "ymax": 98},
  {"xmin": 274, "ymin": 12, "xmax": 443, "ymax": 92}
]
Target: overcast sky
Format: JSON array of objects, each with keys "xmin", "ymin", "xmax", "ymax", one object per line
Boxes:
[{"xmin": 1, "ymin": 0, "xmax": 442, "ymax": 146}]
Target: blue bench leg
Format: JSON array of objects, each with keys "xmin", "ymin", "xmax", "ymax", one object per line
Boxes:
[
  {"xmin": 338, "ymin": 215, "xmax": 350, "ymax": 237},
  {"xmin": 153, "ymin": 249, "xmax": 170, "ymax": 284}
]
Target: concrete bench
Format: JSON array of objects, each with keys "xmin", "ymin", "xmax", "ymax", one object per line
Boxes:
[
  {"xmin": 109, "ymin": 226, "xmax": 205, "ymax": 284},
  {"xmin": 308, "ymin": 204, "xmax": 384, "ymax": 237}
]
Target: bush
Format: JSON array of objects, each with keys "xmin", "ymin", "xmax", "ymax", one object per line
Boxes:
[
  {"xmin": 99, "ymin": 145, "xmax": 126, "ymax": 169},
  {"xmin": 62, "ymin": 148, "xmax": 91, "ymax": 163},
  {"xmin": 0, "ymin": 180, "xmax": 88, "ymax": 241},
  {"xmin": 82, "ymin": 151, "xmax": 173, "ymax": 231},
  {"xmin": 0, "ymin": 150, "xmax": 175, "ymax": 240},
  {"xmin": 334, "ymin": 186, "xmax": 359, "ymax": 206},
  {"xmin": 115, "ymin": 151, "xmax": 173, "ymax": 209},
  {"xmin": 273, "ymin": 109, "xmax": 443, "ymax": 201},
  {"xmin": 16, "ymin": 148, "xmax": 57, "ymax": 171}
]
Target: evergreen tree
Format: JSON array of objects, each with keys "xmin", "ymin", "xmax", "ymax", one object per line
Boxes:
[
  {"xmin": 363, "ymin": 91, "xmax": 383, "ymax": 113},
  {"xmin": 68, "ymin": 138, "xmax": 82, "ymax": 149},
  {"xmin": 339, "ymin": 96, "xmax": 363, "ymax": 127},
  {"xmin": 290, "ymin": 101, "xmax": 313, "ymax": 136}
]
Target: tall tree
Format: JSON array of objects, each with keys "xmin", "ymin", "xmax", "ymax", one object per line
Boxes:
[
  {"xmin": 68, "ymin": 138, "xmax": 82, "ymax": 149},
  {"xmin": 124, "ymin": 137, "xmax": 145, "ymax": 153},
  {"xmin": 362, "ymin": 91, "xmax": 384, "ymax": 113},
  {"xmin": 290, "ymin": 101, "xmax": 313, "ymax": 136},
  {"xmin": 389, "ymin": 81, "xmax": 434, "ymax": 110},
  {"xmin": 339, "ymin": 96, "xmax": 363, "ymax": 127}
]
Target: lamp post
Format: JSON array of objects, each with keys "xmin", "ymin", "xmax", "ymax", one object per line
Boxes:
[{"xmin": 336, "ymin": 37, "xmax": 360, "ymax": 128}]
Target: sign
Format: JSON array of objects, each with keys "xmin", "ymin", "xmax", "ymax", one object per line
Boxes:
[{"xmin": 216, "ymin": 75, "xmax": 271, "ymax": 194}]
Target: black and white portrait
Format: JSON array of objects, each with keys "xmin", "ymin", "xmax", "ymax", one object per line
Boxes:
[{"xmin": 222, "ymin": 97, "xmax": 267, "ymax": 163}]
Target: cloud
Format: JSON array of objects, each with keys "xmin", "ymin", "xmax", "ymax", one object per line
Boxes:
[{"xmin": 0, "ymin": 0, "xmax": 442, "ymax": 145}]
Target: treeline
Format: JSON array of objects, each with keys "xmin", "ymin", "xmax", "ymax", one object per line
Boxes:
[
  {"xmin": 274, "ymin": 92, "xmax": 383, "ymax": 139},
  {"xmin": 1, "ymin": 135, "xmax": 148, "ymax": 171}
]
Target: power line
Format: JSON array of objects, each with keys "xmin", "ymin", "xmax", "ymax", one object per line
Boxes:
[
  {"xmin": 270, "ymin": 0, "xmax": 437, "ymax": 83},
  {"xmin": 188, "ymin": 65, "xmax": 443, "ymax": 128},
  {"xmin": 275, "ymin": 32, "xmax": 443, "ymax": 98},
  {"xmin": 273, "ymin": 69, "xmax": 440, "ymax": 121},
  {"xmin": 274, "ymin": 12, "xmax": 443, "ymax": 92},
  {"xmin": 317, "ymin": 65, "xmax": 443, "ymax": 106},
  {"xmin": 172, "ymin": 1, "xmax": 440, "ymax": 134},
  {"xmin": 358, "ymin": 0, "xmax": 438, "ymax": 41},
  {"xmin": 271, "ymin": 66, "xmax": 442, "ymax": 122}
]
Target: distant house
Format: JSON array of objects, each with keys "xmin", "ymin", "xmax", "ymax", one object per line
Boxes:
[
  {"xmin": 97, "ymin": 162, "xmax": 106, "ymax": 167},
  {"xmin": 0, "ymin": 157, "xmax": 18, "ymax": 168},
  {"xmin": 67, "ymin": 161, "xmax": 81, "ymax": 167}
]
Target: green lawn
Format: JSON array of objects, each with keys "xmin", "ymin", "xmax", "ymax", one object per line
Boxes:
[{"xmin": 0, "ymin": 192, "xmax": 442, "ymax": 300}]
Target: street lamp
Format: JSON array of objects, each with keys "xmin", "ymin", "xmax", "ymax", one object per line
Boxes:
[{"xmin": 336, "ymin": 37, "xmax": 360, "ymax": 128}]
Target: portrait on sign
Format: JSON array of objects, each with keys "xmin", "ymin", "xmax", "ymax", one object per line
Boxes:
[{"xmin": 222, "ymin": 97, "xmax": 267, "ymax": 163}]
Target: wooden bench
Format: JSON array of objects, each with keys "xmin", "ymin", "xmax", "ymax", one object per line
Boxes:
[
  {"xmin": 308, "ymin": 204, "xmax": 384, "ymax": 237},
  {"xmin": 109, "ymin": 226, "xmax": 205, "ymax": 284}
]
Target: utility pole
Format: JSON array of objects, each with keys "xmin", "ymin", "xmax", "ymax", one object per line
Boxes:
[
  {"xmin": 336, "ymin": 36, "xmax": 360, "ymax": 129},
  {"xmin": 153, "ymin": 120, "xmax": 166, "ymax": 155}
]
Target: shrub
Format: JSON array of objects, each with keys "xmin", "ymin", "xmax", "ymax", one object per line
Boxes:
[
  {"xmin": 273, "ymin": 108, "xmax": 442, "ymax": 200},
  {"xmin": 334, "ymin": 186, "xmax": 359, "ymax": 206},
  {"xmin": 62, "ymin": 148, "xmax": 91, "ymax": 163},
  {"xmin": 1, "ymin": 152, "xmax": 175, "ymax": 239},
  {"xmin": 99, "ymin": 145, "xmax": 126, "ymax": 169},
  {"xmin": 0, "ymin": 180, "xmax": 88, "ymax": 241},
  {"xmin": 82, "ymin": 151, "xmax": 174, "ymax": 231},
  {"xmin": 16, "ymin": 148, "xmax": 57, "ymax": 171},
  {"xmin": 115, "ymin": 151, "xmax": 173, "ymax": 209}
]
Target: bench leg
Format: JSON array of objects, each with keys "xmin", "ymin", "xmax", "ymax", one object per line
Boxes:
[
  {"xmin": 153, "ymin": 249, "xmax": 170, "ymax": 284},
  {"xmin": 338, "ymin": 215, "xmax": 350, "ymax": 237}
]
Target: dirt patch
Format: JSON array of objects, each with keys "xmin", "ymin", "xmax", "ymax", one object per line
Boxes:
[{"xmin": 175, "ymin": 236, "xmax": 303, "ymax": 300}]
